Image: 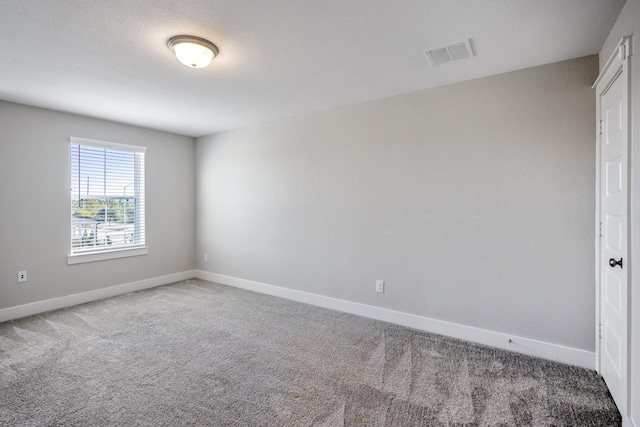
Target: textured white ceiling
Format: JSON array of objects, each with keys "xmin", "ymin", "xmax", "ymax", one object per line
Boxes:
[{"xmin": 0, "ymin": 0, "xmax": 625, "ymax": 137}]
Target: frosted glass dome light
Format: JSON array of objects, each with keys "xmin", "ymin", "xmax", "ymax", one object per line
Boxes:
[{"xmin": 168, "ymin": 35, "xmax": 218, "ymax": 69}]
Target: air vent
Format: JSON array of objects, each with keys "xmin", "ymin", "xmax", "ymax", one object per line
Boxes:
[{"xmin": 425, "ymin": 39, "xmax": 474, "ymax": 66}]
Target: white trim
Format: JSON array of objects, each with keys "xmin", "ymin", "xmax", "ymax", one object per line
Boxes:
[
  {"xmin": 0, "ymin": 270, "xmax": 196, "ymax": 323},
  {"xmin": 595, "ymin": 100, "xmax": 602, "ymax": 374},
  {"xmin": 593, "ymin": 36, "xmax": 633, "ymax": 89},
  {"xmin": 196, "ymin": 270, "xmax": 595, "ymax": 370},
  {"xmin": 69, "ymin": 136, "xmax": 146, "ymax": 153},
  {"xmin": 624, "ymin": 415, "xmax": 636, "ymax": 427},
  {"xmin": 67, "ymin": 246, "xmax": 149, "ymax": 264}
]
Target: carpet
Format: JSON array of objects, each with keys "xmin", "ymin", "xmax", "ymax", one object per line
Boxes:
[{"xmin": 0, "ymin": 279, "xmax": 620, "ymax": 426}]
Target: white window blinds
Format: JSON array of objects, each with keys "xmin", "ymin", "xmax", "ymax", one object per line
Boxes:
[{"xmin": 70, "ymin": 137, "xmax": 145, "ymax": 254}]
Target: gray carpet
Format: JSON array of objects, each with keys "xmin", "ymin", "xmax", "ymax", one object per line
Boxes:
[{"xmin": 0, "ymin": 279, "xmax": 620, "ymax": 426}]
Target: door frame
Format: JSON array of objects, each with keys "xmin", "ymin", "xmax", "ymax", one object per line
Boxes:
[{"xmin": 593, "ymin": 35, "xmax": 632, "ymax": 416}]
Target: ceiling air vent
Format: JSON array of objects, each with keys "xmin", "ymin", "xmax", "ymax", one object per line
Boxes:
[{"xmin": 425, "ymin": 39, "xmax": 474, "ymax": 66}]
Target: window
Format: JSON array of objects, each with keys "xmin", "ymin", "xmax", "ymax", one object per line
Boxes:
[{"xmin": 68, "ymin": 137, "xmax": 147, "ymax": 264}]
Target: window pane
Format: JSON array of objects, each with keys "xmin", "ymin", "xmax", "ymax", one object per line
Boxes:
[{"xmin": 70, "ymin": 139, "xmax": 145, "ymax": 254}]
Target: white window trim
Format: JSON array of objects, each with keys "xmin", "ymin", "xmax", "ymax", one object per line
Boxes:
[
  {"xmin": 69, "ymin": 137, "xmax": 147, "ymax": 153},
  {"xmin": 68, "ymin": 137, "xmax": 147, "ymax": 264},
  {"xmin": 67, "ymin": 246, "xmax": 149, "ymax": 265}
]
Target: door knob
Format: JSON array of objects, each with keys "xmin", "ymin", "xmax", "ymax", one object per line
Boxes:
[{"xmin": 609, "ymin": 258, "xmax": 623, "ymax": 268}]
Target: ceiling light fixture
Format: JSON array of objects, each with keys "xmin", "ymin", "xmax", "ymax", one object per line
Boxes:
[{"xmin": 168, "ymin": 35, "xmax": 219, "ymax": 69}]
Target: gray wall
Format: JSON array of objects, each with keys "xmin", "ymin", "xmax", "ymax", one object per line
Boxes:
[
  {"xmin": 600, "ymin": 0, "xmax": 640, "ymax": 422},
  {"xmin": 196, "ymin": 56, "xmax": 598, "ymax": 351},
  {"xmin": 0, "ymin": 101, "xmax": 196, "ymax": 309}
]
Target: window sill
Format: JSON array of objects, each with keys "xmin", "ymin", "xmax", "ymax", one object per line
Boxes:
[{"xmin": 67, "ymin": 246, "xmax": 149, "ymax": 265}]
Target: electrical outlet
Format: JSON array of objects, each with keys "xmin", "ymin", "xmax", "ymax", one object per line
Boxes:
[
  {"xmin": 376, "ymin": 280, "xmax": 384, "ymax": 293},
  {"xmin": 18, "ymin": 271, "xmax": 27, "ymax": 283},
  {"xmin": 204, "ymin": 253, "xmax": 208, "ymax": 262}
]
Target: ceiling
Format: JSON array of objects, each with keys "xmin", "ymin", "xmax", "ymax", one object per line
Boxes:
[{"xmin": 0, "ymin": 0, "xmax": 625, "ymax": 138}]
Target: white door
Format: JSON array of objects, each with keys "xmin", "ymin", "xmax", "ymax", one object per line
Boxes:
[{"xmin": 599, "ymin": 65, "xmax": 628, "ymax": 416}]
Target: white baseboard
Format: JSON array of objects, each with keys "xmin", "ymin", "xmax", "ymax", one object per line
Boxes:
[
  {"xmin": 196, "ymin": 270, "xmax": 595, "ymax": 370},
  {"xmin": 1, "ymin": 269, "xmax": 595, "ymax": 371},
  {"xmin": 0, "ymin": 270, "xmax": 197, "ymax": 323}
]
